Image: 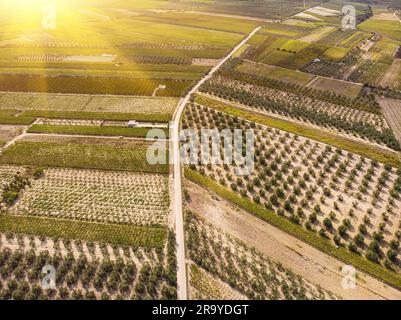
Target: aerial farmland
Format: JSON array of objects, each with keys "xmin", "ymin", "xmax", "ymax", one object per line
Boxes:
[{"xmin": 0, "ymin": 0, "xmax": 401, "ymax": 308}]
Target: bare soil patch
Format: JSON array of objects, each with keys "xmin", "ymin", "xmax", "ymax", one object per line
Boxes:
[
  {"xmin": 379, "ymin": 59, "xmax": 401, "ymax": 88},
  {"xmin": 0, "ymin": 124, "xmax": 24, "ymax": 142},
  {"xmin": 377, "ymin": 97, "xmax": 401, "ymax": 144}
]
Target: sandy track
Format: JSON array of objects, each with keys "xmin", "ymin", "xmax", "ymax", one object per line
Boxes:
[{"xmin": 184, "ymin": 180, "xmax": 401, "ymax": 300}]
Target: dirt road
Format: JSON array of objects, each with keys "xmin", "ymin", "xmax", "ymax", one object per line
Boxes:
[{"xmin": 172, "ymin": 26, "xmax": 262, "ymax": 300}]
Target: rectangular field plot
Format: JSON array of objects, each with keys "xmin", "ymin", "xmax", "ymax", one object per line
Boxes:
[
  {"xmin": 0, "ymin": 93, "xmax": 178, "ymax": 122},
  {"xmin": 0, "ymin": 109, "xmax": 35, "ymax": 125},
  {"xmin": 0, "ymin": 74, "xmax": 193, "ymax": 97},
  {"xmin": 307, "ymin": 77, "xmax": 362, "ymax": 97},
  {"xmin": 235, "ymin": 61, "xmax": 314, "ymax": 86},
  {"xmin": 0, "ymin": 138, "xmax": 169, "ymax": 173},
  {"xmin": 11, "ymin": 168, "xmax": 170, "ymax": 226},
  {"xmin": 359, "ymin": 19, "xmax": 401, "ymax": 41},
  {"xmin": 378, "ymin": 97, "xmax": 401, "ymax": 144}
]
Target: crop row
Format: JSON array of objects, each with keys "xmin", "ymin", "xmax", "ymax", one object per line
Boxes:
[
  {"xmin": 0, "ymin": 140, "xmax": 169, "ymax": 174},
  {"xmin": 0, "ymin": 230, "xmax": 176, "ymax": 300},
  {"xmin": 0, "ymin": 74, "xmax": 193, "ymax": 97}
]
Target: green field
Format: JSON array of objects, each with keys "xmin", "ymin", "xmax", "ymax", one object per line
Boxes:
[
  {"xmin": 0, "ymin": 109, "xmax": 36, "ymax": 125},
  {"xmin": 339, "ymin": 31, "xmax": 371, "ymax": 48},
  {"xmin": 236, "ymin": 61, "xmax": 314, "ymax": 86},
  {"xmin": 321, "ymin": 46, "xmax": 350, "ymax": 61},
  {"xmin": 28, "ymin": 124, "xmax": 170, "ymax": 138},
  {"xmin": 260, "ymin": 43, "xmax": 330, "ymax": 70},
  {"xmin": 0, "ymin": 139, "xmax": 169, "ymax": 173},
  {"xmin": 359, "ymin": 19, "xmax": 401, "ymax": 41},
  {"xmin": 0, "ymin": 214, "xmax": 166, "ymax": 248},
  {"xmin": 258, "ymin": 24, "xmax": 308, "ymax": 38},
  {"xmin": 0, "ymin": 0, "xmax": 266, "ymax": 96},
  {"xmin": 371, "ymin": 37, "xmax": 400, "ymax": 64}
]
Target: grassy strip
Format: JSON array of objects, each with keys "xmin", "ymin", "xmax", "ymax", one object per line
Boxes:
[
  {"xmin": 196, "ymin": 95, "xmax": 401, "ymax": 168},
  {"xmin": 185, "ymin": 168, "xmax": 401, "ymax": 290},
  {"xmin": 28, "ymin": 124, "xmax": 170, "ymax": 138},
  {"xmin": 0, "ymin": 141, "xmax": 169, "ymax": 174},
  {"xmin": 0, "ymin": 214, "xmax": 166, "ymax": 248},
  {"xmin": 0, "ymin": 140, "xmax": 4, "ymax": 147},
  {"xmin": 20, "ymin": 110, "xmax": 172, "ymax": 122},
  {"xmin": 0, "ymin": 110, "xmax": 35, "ymax": 125}
]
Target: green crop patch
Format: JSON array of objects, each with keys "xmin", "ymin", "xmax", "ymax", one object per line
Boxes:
[
  {"xmin": 28, "ymin": 124, "xmax": 170, "ymax": 138},
  {"xmin": 0, "ymin": 214, "xmax": 166, "ymax": 248},
  {"xmin": 0, "ymin": 140, "xmax": 169, "ymax": 173},
  {"xmin": 0, "ymin": 109, "xmax": 35, "ymax": 125},
  {"xmin": 321, "ymin": 47, "xmax": 350, "ymax": 61},
  {"xmin": 236, "ymin": 61, "xmax": 314, "ymax": 86}
]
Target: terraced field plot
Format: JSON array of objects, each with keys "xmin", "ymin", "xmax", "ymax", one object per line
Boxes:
[{"xmin": 11, "ymin": 168, "xmax": 169, "ymax": 226}]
